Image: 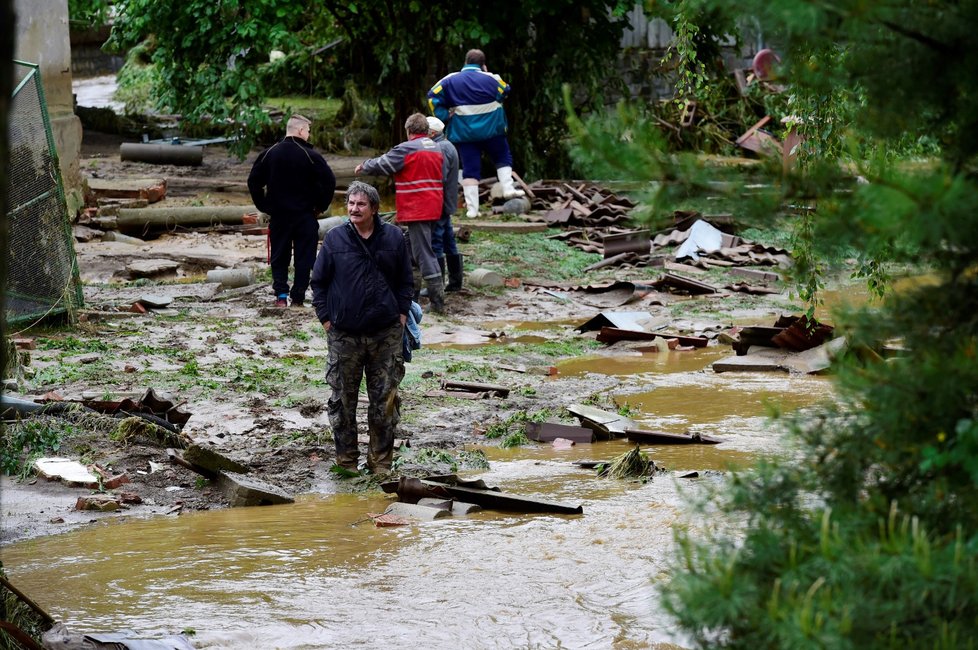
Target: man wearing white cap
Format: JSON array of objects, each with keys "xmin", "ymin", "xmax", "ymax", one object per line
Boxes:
[{"xmin": 426, "ymin": 116, "xmax": 464, "ymax": 292}]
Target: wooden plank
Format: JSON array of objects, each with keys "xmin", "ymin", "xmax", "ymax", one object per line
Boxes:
[
  {"xmin": 566, "ymin": 403, "xmax": 636, "ymax": 438},
  {"xmin": 441, "ymin": 380, "xmax": 510, "ymax": 398}
]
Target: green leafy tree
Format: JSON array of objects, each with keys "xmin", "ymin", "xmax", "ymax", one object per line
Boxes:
[
  {"xmin": 107, "ymin": 0, "xmax": 301, "ymax": 156},
  {"xmin": 571, "ymin": 0, "xmax": 978, "ymax": 646},
  {"xmin": 68, "ymin": 0, "xmax": 111, "ymax": 29},
  {"xmin": 106, "ymin": 0, "xmax": 630, "ymax": 174}
]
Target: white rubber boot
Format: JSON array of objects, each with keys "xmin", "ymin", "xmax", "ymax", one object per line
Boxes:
[
  {"xmin": 496, "ymin": 166, "xmax": 525, "ymax": 199},
  {"xmin": 463, "ymin": 184, "xmax": 480, "ymax": 218}
]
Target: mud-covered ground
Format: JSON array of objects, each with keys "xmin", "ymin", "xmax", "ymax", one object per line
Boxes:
[{"xmin": 1, "ymin": 132, "xmax": 798, "ymax": 544}]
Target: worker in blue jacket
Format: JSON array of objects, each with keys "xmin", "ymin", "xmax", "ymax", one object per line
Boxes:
[{"xmin": 428, "ymin": 49, "xmax": 524, "ymax": 219}]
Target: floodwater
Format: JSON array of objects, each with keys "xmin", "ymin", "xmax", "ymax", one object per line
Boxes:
[
  {"xmin": 0, "ymin": 340, "xmax": 835, "ymax": 649},
  {"xmin": 73, "ymin": 74, "xmax": 125, "ymax": 113}
]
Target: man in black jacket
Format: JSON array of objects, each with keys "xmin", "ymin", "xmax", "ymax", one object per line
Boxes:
[
  {"xmin": 310, "ymin": 181, "xmax": 413, "ymax": 475},
  {"xmin": 248, "ymin": 115, "xmax": 336, "ymax": 307}
]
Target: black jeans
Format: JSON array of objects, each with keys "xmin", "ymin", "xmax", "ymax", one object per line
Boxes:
[{"xmin": 269, "ymin": 214, "xmax": 319, "ymax": 302}]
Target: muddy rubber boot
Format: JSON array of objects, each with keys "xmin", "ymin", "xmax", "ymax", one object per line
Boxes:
[
  {"xmin": 446, "ymin": 253, "xmax": 464, "ymax": 292},
  {"xmin": 424, "ymin": 274, "xmax": 446, "ymax": 314},
  {"xmin": 438, "ymin": 255, "xmax": 447, "ymax": 283},
  {"xmin": 413, "ymin": 269, "xmax": 423, "ymax": 301}
]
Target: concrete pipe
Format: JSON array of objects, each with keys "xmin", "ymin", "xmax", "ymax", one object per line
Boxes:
[
  {"xmin": 120, "ymin": 143, "xmax": 204, "ymax": 166},
  {"xmin": 206, "ymin": 268, "xmax": 255, "ymax": 288},
  {"xmin": 468, "ymin": 268, "xmax": 504, "ymax": 288},
  {"xmin": 318, "ymin": 216, "xmax": 347, "ymax": 240},
  {"xmin": 115, "ymin": 205, "xmax": 264, "ymax": 233}
]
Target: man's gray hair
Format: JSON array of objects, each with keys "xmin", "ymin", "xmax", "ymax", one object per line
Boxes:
[
  {"xmin": 404, "ymin": 112, "xmax": 429, "ymax": 136},
  {"xmin": 346, "ymin": 180, "xmax": 381, "ymax": 211}
]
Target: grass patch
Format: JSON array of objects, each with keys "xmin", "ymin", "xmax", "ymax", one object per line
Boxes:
[
  {"xmin": 446, "ymin": 338, "xmax": 602, "ymax": 361},
  {"xmin": 37, "ymin": 336, "xmax": 111, "ymax": 354},
  {"xmin": 1, "ymin": 419, "xmax": 75, "ymax": 478},
  {"xmin": 443, "ymin": 360, "xmax": 499, "ymax": 382},
  {"xmin": 484, "ymin": 408, "xmax": 557, "ymax": 448},
  {"xmin": 391, "ymin": 446, "xmax": 490, "ymax": 473},
  {"xmin": 265, "ymin": 96, "xmax": 342, "ymax": 119},
  {"xmin": 466, "ymin": 232, "xmax": 603, "ymax": 281},
  {"xmin": 269, "ymin": 428, "xmax": 331, "ymax": 447}
]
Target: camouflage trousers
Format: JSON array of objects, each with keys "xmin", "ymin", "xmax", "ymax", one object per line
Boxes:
[{"xmin": 325, "ymin": 322, "xmax": 405, "ymax": 473}]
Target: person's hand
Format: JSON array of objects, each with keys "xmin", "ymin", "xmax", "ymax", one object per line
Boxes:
[
  {"xmin": 322, "ymin": 320, "xmax": 331, "ymax": 331},
  {"xmin": 354, "ymin": 163, "xmax": 364, "ymax": 175},
  {"xmin": 400, "ymin": 314, "xmax": 407, "ymax": 327}
]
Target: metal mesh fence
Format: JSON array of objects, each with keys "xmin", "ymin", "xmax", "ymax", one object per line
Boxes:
[{"xmin": 5, "ymin": 61, "xmax": 83, "ymax": 328}]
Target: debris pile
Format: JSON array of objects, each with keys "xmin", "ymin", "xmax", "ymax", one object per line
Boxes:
[
  {"xmin": 713, "ymin": 314, "xmax": 844, "ymax": 374},
  {"xmin": 2, "ymin": 385, "xmax": 296, "ymax": 511}
]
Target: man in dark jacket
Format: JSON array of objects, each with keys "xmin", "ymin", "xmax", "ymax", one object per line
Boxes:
[
  {"xmin": 310, "ymin": 181, "xmax": 413, "ymax": 475},
  {"xmin": 248, "ymin": 115, "xmax": 336, "ymax": 307}
]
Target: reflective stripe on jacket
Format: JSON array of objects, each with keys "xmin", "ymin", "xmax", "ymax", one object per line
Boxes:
[
  {"xmin": 428, "ymin": 65, "xmax": 510, "ymax": 144},
  {"xmin": 360, "ymin": 135, "xmax": 443, "ymax": 223}
]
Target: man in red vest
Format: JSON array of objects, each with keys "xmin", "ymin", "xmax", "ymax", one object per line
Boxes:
[{"xmin": 355, "ymin": 113, "xmax": 446, "ymax": 312}]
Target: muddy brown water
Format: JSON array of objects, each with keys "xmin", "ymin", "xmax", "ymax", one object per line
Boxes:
[{"xmin": 0, "ymin": 342, "xmax": 834, "ymax": 648}]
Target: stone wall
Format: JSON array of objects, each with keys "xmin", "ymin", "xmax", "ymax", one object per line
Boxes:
[
  {"xmin": 70, "ymin": 24, "xmax": 124, "ymax": 77},
  {"xmin": 13, "ymin": 0, "xmax": 84, "ymax": 215}
]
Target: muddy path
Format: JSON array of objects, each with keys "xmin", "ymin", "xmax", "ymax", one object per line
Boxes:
[{"xmin": 1, "ymin": 131, "xmax": 803, "ymax": 544}]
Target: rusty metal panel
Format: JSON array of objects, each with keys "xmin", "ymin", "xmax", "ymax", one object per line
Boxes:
[
  {"xmin": 596, "ymin": 327, "xmax": 708, "ymax": 348},
  {"xmin": 384, "ymin": 476, "xmax": 584, "ymax": 514},
  {"xmin": 603, "ymin": 230, "xmax": 650, "ymax": 258},
  {"xmin": 525, "ymin": 422, "xmax": 595, "ymax": 443},
  {"xmin": 656, "ymin": 272, "xmax": 719, "ymax": 295}
]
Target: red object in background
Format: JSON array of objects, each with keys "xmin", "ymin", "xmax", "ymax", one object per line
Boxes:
[{"xmin": 752, "ymin": 48, "xmax": 781, "ymax": 80}]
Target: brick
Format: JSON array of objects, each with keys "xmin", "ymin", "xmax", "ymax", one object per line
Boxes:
[
  {"xmin": 218, "ymin": 471, "xmax": 293, "ymax": 507},
  {"xmin": 75, "ymin": 495, "xmax": 122, "ymax": 511}
]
